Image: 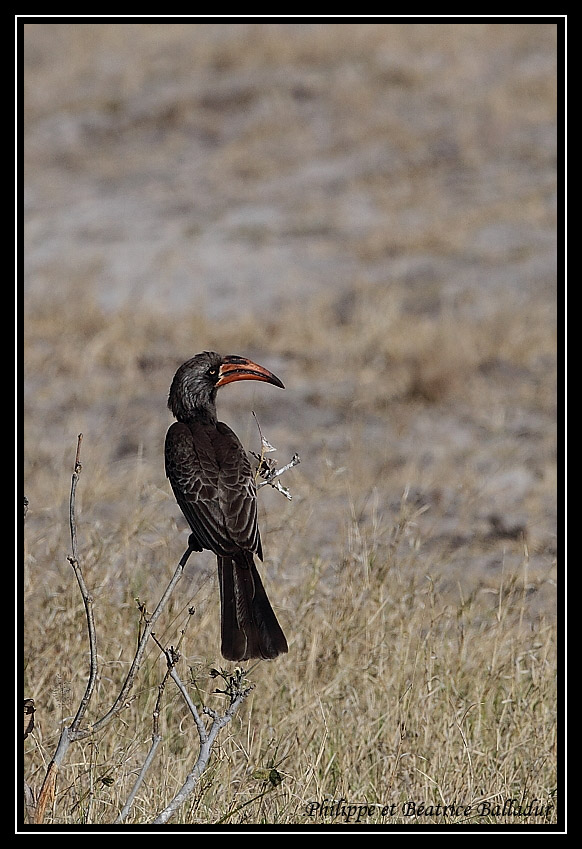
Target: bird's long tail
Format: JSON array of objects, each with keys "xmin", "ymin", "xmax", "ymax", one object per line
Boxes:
[{"xmin": 218, "ymin": 552, "xmax": 288, "ymax": 661}]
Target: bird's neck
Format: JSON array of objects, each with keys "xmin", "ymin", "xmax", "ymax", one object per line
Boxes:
[
  {"xmin": 178, "ymin": 399, "xmax": 218, "ymax": 427},
  {"xmin": 190, "ymin": 405, "xmax": 217, "ymax": 426},
  {"xmin": 168, "ymin": 379, "xmax": 219, "ymax": 425}
]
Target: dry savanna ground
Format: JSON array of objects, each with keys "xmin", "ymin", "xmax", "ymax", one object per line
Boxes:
[
  {"xmin": 22, "ymin": 22, "xmax": 558, "ymax": 828},
  {"xmin": 23, "ymin": 284, "xmax": 557, "ymax": 827}
]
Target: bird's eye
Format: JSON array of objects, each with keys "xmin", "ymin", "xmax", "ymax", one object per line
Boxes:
[{"xmin": 208, "ymin": 368, "xmax": 218, "ymax": 377}]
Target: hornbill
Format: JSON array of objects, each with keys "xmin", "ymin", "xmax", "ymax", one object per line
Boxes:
[{"xmin": 165, "ymin": 352, "xmax": 288, "ymax": 661}]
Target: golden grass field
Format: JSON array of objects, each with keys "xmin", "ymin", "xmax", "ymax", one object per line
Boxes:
[{"xmin": 22, "ymin": 22, "xmax": 558, "ymax": 828}]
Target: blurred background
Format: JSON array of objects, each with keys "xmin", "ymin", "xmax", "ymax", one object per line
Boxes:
[{"xmin": 23, "ymin": 21, "xmax": 557, "ymax": 618}]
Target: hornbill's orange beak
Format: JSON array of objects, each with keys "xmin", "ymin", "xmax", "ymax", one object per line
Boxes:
[{"xmin": 216, "ymin": 355, "xmax": 285, "ymax": 390}]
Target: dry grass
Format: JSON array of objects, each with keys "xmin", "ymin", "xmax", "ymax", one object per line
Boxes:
[
  {"xmin": 23, "ymin": 285, "xmax": 557, "ymax": 827},
  {"xmin": 22, "ymin": 21, "xmax": 558, "ymax": 828}
]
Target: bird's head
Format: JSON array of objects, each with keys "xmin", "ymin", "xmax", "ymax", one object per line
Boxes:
[{"xmin": 168, "ymin": 351, "xmax": 284, "ymax": 423}]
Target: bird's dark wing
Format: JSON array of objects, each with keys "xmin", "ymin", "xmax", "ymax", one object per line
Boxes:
[
  {"xmin": 214, "ymin": 421, "xmax": 262, "ymax": 557},
  {"xmin": 165, "ymin": 420, "xmax": 262, "ymax": 558}
]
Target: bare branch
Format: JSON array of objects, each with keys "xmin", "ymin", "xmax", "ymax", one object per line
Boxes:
[
  {"xmin": 169, "ymin": 665, "xmax": 208, "ymax": 744},
  {"xmin": 34, "ymin": 434, "xmax": 193, "ymax": 824},
  {"xmin": 116, "ymin": 734, "xmax": 163, "ymax": 825},
  {"xmin": 251, "ymin": 411, "xmax": 300, "ymax": 500},
  {"xmin": 257, "ymin": 453, "xmax": 301, "ymax": 499},
  {"xmin": 151, "ymin": 668, "xmax": 253, "ymax": 824},
  {"xmin": 116, "ymin": 613, "xmax": 198, "ymax": 823},
  {"xmin": 89, "ymin": 544, "xmax": 192, "ymax": 736},
  {"xmin": 67, "ymin": 435, "xmax": 99, "ymax": 733}
]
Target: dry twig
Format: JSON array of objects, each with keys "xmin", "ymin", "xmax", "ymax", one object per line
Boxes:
[
  {"xmin": 251, "ymin": 411, "xmax": 300, "ymax": 500},
  {"xmin": 34, "ymin": 434, "xmax": 194, "ymax": 824},
  {"xmin": 152, "ymin": 668, "xmax": 253, "ymax": 825}
]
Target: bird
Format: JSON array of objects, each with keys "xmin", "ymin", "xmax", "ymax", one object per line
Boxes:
[{"xmin": 165, "ymin": 351, "xmax": 288, "ymax": 661}]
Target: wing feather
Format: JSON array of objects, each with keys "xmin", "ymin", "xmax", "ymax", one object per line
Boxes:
[{"xmin": 165, "ymin": 420, "xmax": 262, "ymax": 558}]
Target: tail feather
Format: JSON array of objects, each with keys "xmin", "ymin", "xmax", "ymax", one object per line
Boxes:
[{"xmin": 218, "ymin": 553, "xmax": 288, "ymax": 661}]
